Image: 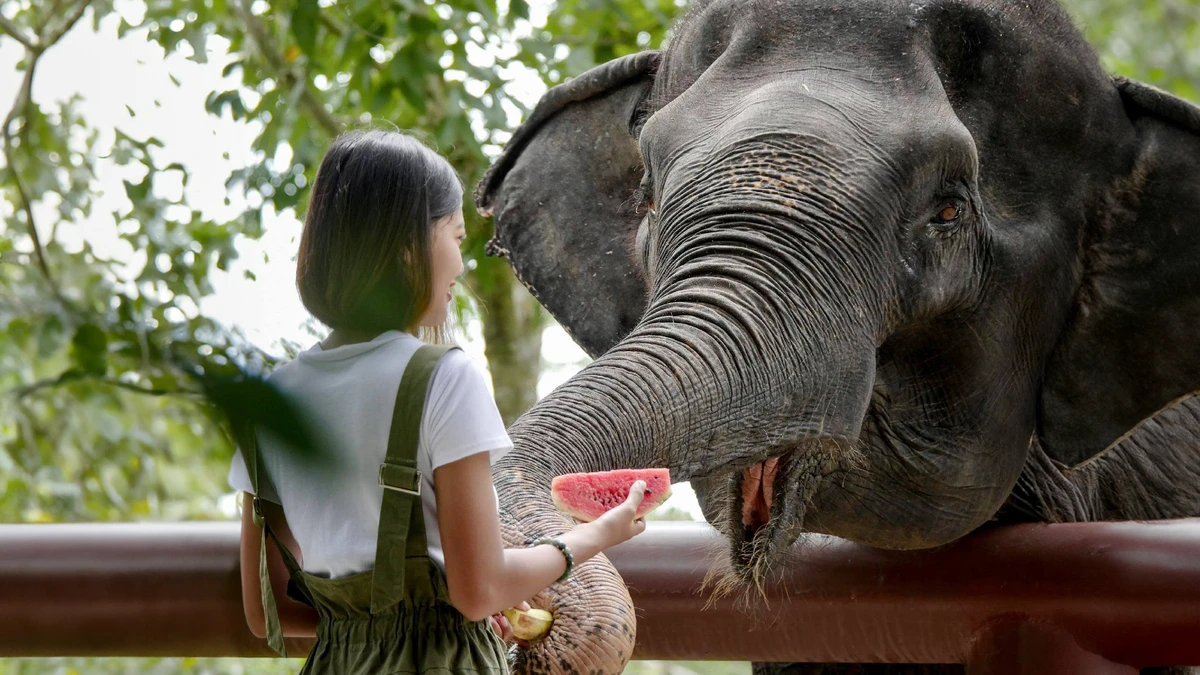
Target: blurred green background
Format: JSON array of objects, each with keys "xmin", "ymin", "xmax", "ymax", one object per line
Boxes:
[{"xmin": 0, "ymin": 0, "xmax": 1195, "ymax": 672}]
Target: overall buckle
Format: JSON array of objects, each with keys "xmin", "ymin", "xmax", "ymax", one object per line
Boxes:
[{"xmin": 378, "ymin": 464, "xmax": 422, "ymax": 496}]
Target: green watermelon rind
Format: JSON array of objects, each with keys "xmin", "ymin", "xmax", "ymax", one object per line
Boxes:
[{"xmin": 550, "ymin": 468, "xmax": 673, "ymax": 522}]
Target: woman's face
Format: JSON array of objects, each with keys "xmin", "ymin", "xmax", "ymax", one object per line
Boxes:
[{"xmin": 418, "ymin": 209, "xmax": 466, "ymax": 328}]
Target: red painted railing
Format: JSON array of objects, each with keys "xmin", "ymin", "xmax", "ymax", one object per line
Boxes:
[{"xmin": 2, "ymin": 520, "xmax": 1199, "ymax": 673}]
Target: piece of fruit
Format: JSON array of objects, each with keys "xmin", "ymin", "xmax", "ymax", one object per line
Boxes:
[
  {"xmin": 550, "ymin": 468, "xmax": 672, "ymax": 522},
  {"xmin": 502, "ymin": 607, "xmax": 554, "ymax": 641}
]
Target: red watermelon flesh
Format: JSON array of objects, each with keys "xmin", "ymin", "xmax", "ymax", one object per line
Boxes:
[{"xmin": 551, "ymin": 468, "xmax": 673, "ymax": 522}]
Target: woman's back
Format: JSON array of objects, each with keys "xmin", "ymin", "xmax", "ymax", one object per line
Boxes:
[{"xmin": 229, "ymin": 330, "xmax": 511, "ymax": 579}]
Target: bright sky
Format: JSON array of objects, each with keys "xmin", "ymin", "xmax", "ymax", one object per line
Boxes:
[{"xmin": 0, "ymin": 0, "xmax": 706, "ymax": 520}]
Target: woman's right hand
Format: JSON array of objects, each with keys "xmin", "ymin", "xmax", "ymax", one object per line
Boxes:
[{"xmin": 587, "ymin": 480, "xmax": 649, "ymax": 549}]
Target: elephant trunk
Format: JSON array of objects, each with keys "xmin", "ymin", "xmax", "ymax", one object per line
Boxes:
[
  {"xmin": 493, "ymin": 408, "xmax": 635, "ymax": 675},
  {"xmin": 496, "ymin": 253, "xmax": 882, "ymax": 673}
]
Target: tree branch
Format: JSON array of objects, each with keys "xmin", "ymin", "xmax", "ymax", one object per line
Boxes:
[
  {"xmin": 0, "ymin": 15, "xmax": 37, "ymax": 51},
  {"xmin": 317, "ymin": 13, "xmax": 348, "ymax": 38},
  {"xmin": 0, "ymin": 0, "xmax": 93, "ymax": 305},
  {"xmin": 232, "ymin": 0, "xmax": 341, "ymax": 137},
  {"xmin": 9, "ymin": 371, "xmax": 190, "ymax": 399},
  {"xmin": 1, "ymin": 54, "xmax": 62, "ymax": 300},
  {"xmin": 41, "ymin": 0, "xmax": 93, "ymax": 48}
]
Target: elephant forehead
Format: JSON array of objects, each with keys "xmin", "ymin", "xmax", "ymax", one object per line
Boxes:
[
  {"xmin": 643, "ymin": 2, "xmax": 981, "ymax": 165},
  {"xmin": 654, "ymin": 0, "xmax": 925, "ymax": 104},
  {"xmin": 637, "ymin": 75, "xmax": 974, "ymax": 204}
]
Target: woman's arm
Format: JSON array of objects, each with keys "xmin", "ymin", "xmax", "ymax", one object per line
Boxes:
[
  {"xmin": 437, "ymin": 453, "xmax": 645, "ymax": 622},
  {"xmin": 239, "ymin": 493, "xmax": 321, "ymax": 638}
]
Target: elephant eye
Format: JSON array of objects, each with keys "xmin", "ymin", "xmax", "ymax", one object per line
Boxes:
[
  {"xmin": 930, "ymin": 201, "xmax": 965, "ymax": 229},
  {"xmin": 637, "ymin": 172, "xmax": 656, "ymax": 218}
]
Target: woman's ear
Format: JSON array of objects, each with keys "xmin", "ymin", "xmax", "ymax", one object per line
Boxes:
[{"xmin": 475, "ymin": 52, "xmax": 660, "ymax": 358}]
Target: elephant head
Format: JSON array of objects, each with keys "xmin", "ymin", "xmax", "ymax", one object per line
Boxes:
[{"xmin": 476, "ymin": 0, "xmax": 1200, "ymax": 672}]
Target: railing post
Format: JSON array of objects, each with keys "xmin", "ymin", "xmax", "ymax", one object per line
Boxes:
[{"xmin": 967, "ymin": 620, "xmax": 1138, "ymax": 675}]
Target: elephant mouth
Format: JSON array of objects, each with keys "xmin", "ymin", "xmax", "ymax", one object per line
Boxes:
[
  {"xmin": 729, "ymin": 455, "xmax": 798, "ymax": 581},
  {"xmin": 740, "ymin": 458, "xmax": 779, "ymax": 535},
  {"xmin": 726, "ymin": 439, "xmax": 846, "ymax": 581}
]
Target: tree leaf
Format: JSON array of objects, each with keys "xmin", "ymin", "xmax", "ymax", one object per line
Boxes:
[
  {"xmin": 123, "ymin": 178, "xmax": 151, "ymax": 204},
  {"xmin": 36, "ymin": 315, "xmax": 66, "ymax": 359},
  {"xmin": 291, "ymin": 0, "xmax": 320, "ymax": 60},
  {"xmin": 70, "ymin": 324, "xmax": 109, "ymax": 377}
]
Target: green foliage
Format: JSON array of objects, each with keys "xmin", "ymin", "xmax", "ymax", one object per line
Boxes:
[
  {"xmin": 647, "ymin": 505, "xmax": 697, "ymax": 521},
  {"xmin": 1063, "ymin": 0, "xmax": 1199, "ymax": 101},
  {"xmin": 0, "ymin": 1, "xmax": 266, "ymax": 525},
  {"xmin": 525, "ymin": 0, "xmax": 680, "ymax": 82},
  {"xmin": 0, "ymin": 0, "xmax": 1194, "ymax": 671},
  {"xmin": 0, "ymin": 0, "xmax": 688, "ymax": 527},
  {"xmin": 624, "ymin": 664, "xmax": 750, "ymax": 675}
]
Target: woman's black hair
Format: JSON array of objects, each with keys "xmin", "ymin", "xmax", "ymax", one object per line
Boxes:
[{"xmin": 296, "ymin": 130, "xmax": 462, "ymax": 336}]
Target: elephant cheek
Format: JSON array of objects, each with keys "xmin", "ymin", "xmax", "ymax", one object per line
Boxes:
[{"xmin": 804, "ymin": 459, "xmax": 1009, "ymax": 550}]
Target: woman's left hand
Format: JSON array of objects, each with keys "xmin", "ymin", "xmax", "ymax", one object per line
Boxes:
[{"xmin": 488, "ymin": 601, "xmax": 532, "ymax": 648}]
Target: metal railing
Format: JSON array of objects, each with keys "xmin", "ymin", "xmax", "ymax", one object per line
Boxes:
[{"xmin": 2, "ymin": 520, "xmax": 1199, "ymax": 673}]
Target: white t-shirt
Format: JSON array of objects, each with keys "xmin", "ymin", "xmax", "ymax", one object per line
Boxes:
[{"xmin": 227, "ymin": 331, "xmax": 512, "ymax": 578}]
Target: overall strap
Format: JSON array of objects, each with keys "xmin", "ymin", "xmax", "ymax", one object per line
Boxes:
[
  {"xmin": 233, "ymin": 417, "xmax": 304, "ymax": 658},
  {"xmin": 370, "ymin": 343, "xmax": 457, "ymax": 614}
]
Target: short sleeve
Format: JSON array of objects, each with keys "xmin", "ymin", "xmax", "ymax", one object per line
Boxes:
[
  {"xmin": 421, "ymin": 349, "xmax": 513, "ymax": 471},
  {"xmin": 228, "ymin": 445, "xmax": 281, "ymax": 503}
]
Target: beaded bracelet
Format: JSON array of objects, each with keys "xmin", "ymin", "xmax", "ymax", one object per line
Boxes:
[{"xmin": 533, "ymin": 537, "xmax": 575, "ymax": 584}]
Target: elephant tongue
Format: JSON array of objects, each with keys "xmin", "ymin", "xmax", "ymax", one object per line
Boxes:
[{"xmin": 741, "ymin": 458, "xmax": 780, "ymax": 528}]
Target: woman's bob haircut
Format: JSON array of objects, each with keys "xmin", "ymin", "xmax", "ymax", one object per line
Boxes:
[{"xmin": 296, "ymin": 129, "xmax": 462, "ymax": 337}]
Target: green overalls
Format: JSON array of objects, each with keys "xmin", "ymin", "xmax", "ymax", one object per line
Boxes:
[{"xmin": 238, "ymin": 344, "xmax": 511, "ymax": 674}]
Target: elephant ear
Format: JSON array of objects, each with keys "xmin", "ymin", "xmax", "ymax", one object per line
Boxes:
[
  {"xmin": 1114, "ymin": 76, "xmax": 1200, "ymax": 132},
  {"xmin": 1039, "ymin": 78, "xmax": 1200, "ymax": 465},
  {"xmin": 475, "ymin": 52, "xmax": 660, "ymax": 358}
]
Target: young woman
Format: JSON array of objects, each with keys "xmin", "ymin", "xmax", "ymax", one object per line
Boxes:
[{"xmin": 228, "ymin": 129, "xmax": 647, "ymax": 673}]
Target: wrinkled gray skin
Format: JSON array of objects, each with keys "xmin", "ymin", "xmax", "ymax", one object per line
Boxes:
[{"xmin": 475, "ymin": 0, "xmax": 1200, "ymax": 673}]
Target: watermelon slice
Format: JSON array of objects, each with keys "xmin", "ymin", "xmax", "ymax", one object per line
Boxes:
[{"xmin": 551, "ymin": 468, "xmax": 672, "ymax": 522}]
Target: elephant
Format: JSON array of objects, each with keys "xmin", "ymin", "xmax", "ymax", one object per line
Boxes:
[{"xmin": 473, "ymin": 0, "xmax": 1200, "ymax": 672}]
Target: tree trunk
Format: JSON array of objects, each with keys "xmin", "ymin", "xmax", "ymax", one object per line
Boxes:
[{"xmin": 465, "ymin": 253, "xmax": 543, "ymax": 425}]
